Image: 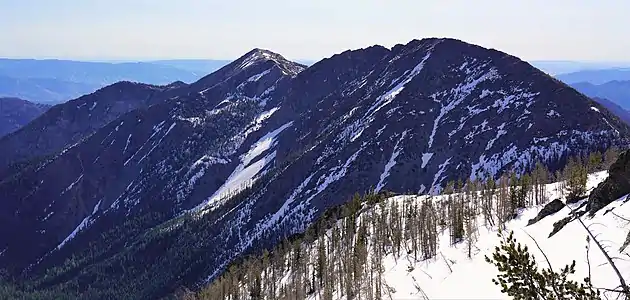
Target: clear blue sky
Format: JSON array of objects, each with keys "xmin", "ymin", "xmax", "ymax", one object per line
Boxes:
[{"xmin": 0, "ymin": 0, "xmax": 628, "ymax": 61}]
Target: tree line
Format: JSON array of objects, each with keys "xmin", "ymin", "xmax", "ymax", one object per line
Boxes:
[{"xmin": 188, "ymin": 148, "xmax": 620, "ymax": 300}]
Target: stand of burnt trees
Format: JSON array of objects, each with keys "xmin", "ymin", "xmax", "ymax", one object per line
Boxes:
[{"xmin": 193, "ymin": 149, "xmax": 618, "ymax": 300}]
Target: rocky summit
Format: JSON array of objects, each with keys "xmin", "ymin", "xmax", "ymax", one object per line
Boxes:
[{"xmin": 0, "ymin": 38, "xmax": 628, "ymax": 298}]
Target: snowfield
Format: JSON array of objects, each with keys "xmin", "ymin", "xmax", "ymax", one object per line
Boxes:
[
  {"xmin": 374, "ymin": 171, "xmax": 630, "ymax": 300},
  {"xmin": 254, "ymin": 170, "xmax": 630, "ymax": 300}
]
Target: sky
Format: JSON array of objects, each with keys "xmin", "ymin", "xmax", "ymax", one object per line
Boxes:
[{"xmin": 0, "ymin": 0, "xmax": 628, "ymax": 62}]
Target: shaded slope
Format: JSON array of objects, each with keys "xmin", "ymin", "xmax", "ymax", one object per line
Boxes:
[{"xmin": 0, "ymin": 97, "xmax": 50, "ymax": 137}]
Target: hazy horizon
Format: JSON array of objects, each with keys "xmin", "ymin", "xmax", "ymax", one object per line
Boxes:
[{"xmin": 1, "ymin": 1, "xmax": 629, "ymax": 62}]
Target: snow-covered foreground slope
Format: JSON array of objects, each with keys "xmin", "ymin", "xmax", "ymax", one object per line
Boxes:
[
  {"xmin": 203, "ymin": 171, "xmax": 630, "ymax": 300},
  {"xmin": 377, "ymin": 171, "xmax": 630, "ymax": 300}
]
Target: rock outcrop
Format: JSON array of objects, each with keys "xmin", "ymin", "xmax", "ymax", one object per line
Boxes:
[{"xmin": 587, "ymin": 150, "xmax": 630, "ymax": 215}]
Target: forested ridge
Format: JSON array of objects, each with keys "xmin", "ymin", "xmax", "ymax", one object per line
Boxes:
[
  {"xmin": 190, "ymin": 149, "xmax": 619, "ymax": 300},
  {"xmin": 0, "ymin": 148, "xmax": 620, "ymax": 299}
]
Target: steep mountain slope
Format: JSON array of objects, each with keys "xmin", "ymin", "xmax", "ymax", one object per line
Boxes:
[
  {"xmin": 199, "ymin": 170, "xmax": 629, "ymax": 300},
  {"xmin": 1, "ymin": 38, "xmax": 629, "ymax": 298},
  {"xmin": 0, "ymin": 81, "xmax": 185, "ymax": 175},
  {"xmin": 0, "ymin": 49, "xmax": 305, "ymax": 276},
  {"xmin": 0, "ymin": 75, "xmax": 99, "ymax": 104},
  {"xmin": 0, "ymin": 97, "xmax": 50, "ymax": 137},
  {"xmin": 571, "ymin": 80, "xmax": 630, "ymax": 110}
]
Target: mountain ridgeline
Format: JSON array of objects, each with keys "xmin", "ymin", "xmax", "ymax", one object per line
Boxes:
[
  {"xmin": 0, "ymin": 97, "xmax": 50, "ymax": 138},
  {"xmin": 0, "ymin": 81, "xmax": 186, "ymax": 177},
  {"xmin": 0, "ymin": 38, "xmax": 629, "ymax": 299}
]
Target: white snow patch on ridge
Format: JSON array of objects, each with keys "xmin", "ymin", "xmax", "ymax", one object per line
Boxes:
[
  {"xmin": 198, "ymin": 152, "xmax": 276, "ymax": 212},
  {"xmin": 123, "ymin": 134, "xmax": 132, "ymax": 154},
  {"xmin": 186, "ymin": 155, "xmax": 231, "ymax": 189},
  {"xmin": 307, "ymin": 146, "xmax": 364, "ymax": 203},
  {"xmin": 247, "ymin": 69, "xmax": 271, "ymax": 82},
  {"xmin": 430, "ymin": 158, "xmax": 451, "ymax": 194},
  {"xmin": 138, "ymin": 123, "xmax": 176, "ymax": 164},
  {"xmin": 428, "ymin": 67, "xmax": 499, "ymax": 148},
  {"xmin": 55, "ymin": 199, "xmax": 102, "ymax": 250},
  {"xmin": 367, "ymin": 47, "xmax": 435, "ymax": 117},
  {"xmin": 240, "ymin": 107, "xmax": 280, "ymax": 140},
  {"xmin": 485, "ymin": 122, "xmax": 507, "ymax": 150},
  {"xmin": 241, "ymin": 121, "xmax": 293, "ymax": 166},
  {"xmin": 60, "ymin": 174, "xmax": 83, "ymax": 196},
  {"xmin": 547, "ymin": 109, "xmax": 560, "ymax": 117},
  {"xmin": 259, "ymin": 174, "xmax": 314, "ymax": 232},
  {"xmin": 375, "ymin": 131, "xmax": 408, "ymax": 192},
  {"xmin": 421, "ymin": 152, "xmax": 434, "ymax": 168},
  {"xmin": 194, "ymin": 122, "xmax": 293, "ymax": 213}
]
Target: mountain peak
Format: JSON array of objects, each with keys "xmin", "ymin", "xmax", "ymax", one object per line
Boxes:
[
  {"xmin": 191, "ymin": 48, "xmax": 306, "ymax": 90},
  {"xmin": 235, "ymin": 48, "xmax": 306, "ymax": 76}
]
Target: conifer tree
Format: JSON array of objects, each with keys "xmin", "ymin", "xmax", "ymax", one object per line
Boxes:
[
  {"xmin": 587, "ymin": 151, "xmax": 603, "ymax": 172},
  {"xmin": 419, "ymin": 199, "xmax": 438, "ymax": 260},
  {"xmin": 482, "ymin": 175, "xmax": 496, "ymax": 227},
  {"xmin": 565, "ymin": 157, "xmax": 588, "ymax": 202},
  {"xmin": 486, "ymin": 231, "xmax": 600, "ymax": 300}
]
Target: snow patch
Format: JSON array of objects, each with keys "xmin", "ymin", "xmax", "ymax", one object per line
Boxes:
[
  {"xmin": 375, "ymin": 131, "xmax": 408, "ymax": 192},
  {"xmin": 55, "ymin": 199, "xmax": 102, "ymax": 250},
  {"xmin": 421, "ymin": 152, "xmax": 434, "ymax": 168},
  {"xmin": 60, "ymin": 174, "xmax": 83, "ymax": 196},
  {"xmin": 485, "ymin": 122, "xmax": 507, "ymax": 150},
  {"xmin": 430, "ymin": 158, "xmax": 451, "ymax": 194},
  {"xmin": 194, "ymin": 122, "xmax": 293, "ymax": 213},
  {"xmin": 247, "ymin": 69, "xmax": 271, "ymax": 82}
]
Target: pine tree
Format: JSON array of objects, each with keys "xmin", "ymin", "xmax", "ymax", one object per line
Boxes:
[
  {"xmin": 482, "ymin": 175, "xmax": 496, "ymax": 227},
  {"xmin": 587, "ymin": 151, "xmax": 603, "ymax": 172},
  {"xmin": 449, "ymin": 188, "xmax": 465, "ymax": 245},
  {"xmin": 464, "ymin": 197, "xmax": 478, "ymax": 259},
  {"xmin": 486, "ymin": 231, "xmax": 600, "ymax": 300},
  {"xmin": 508, "ymin": 171, "xmax": 524, "ymax": 217},
  {"xmin": 496, "ymin": 174, "xmax": 511, "ymax": 229},
  {"xmin": 531, "ymin": 162, "xmax": 549, "ymax": 205},
  {"xmin": 419, "ymin": 198, "xmax": 438, "ymax": 260},
  {"xmin": 565, "ymin": 156, "xmax": 588, "ymax": 202}
]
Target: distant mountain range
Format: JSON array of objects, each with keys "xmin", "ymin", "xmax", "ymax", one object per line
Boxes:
[
  {"xmin": 530, "ymin": 60, "xmax": 630, "ymax": 75},
  {"xmin": 0, "ymin": 74, "xmax": 99, "ymax": 104},
  {"xmin": 0, "ymin": 59, "xmax": 224, "ymax": 104},
  {"xmin": 0, "ymin": 81, "xmax": 185, "ymax": 176},
  {"xmin": 149, "ymin": 59, "xmax": 315, "ymax": 73},
  {"xmin": 532, "ymin": 65, "xmax": 630, "ymax": 123},
  {"xmin": 557, "ymin": 68, "xmax": 630, "ymax": 85},
  {"xmin": 589, "ymin": 96, "xmax": 630, "ymax": 125},
  {"xmin": 570, "ymin": 80, "xmax": 630, "ymax": 110},
  {"xmin": 148, "ymin": 59, "xmax": 232, "ymax": 74},
  {"xmin": 0, "ymin": 58, "xmax": 203, "ymax": 85},
  {"xmin": 0, "ymin": 97, "xmax": 50, "ymax": 137}
]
